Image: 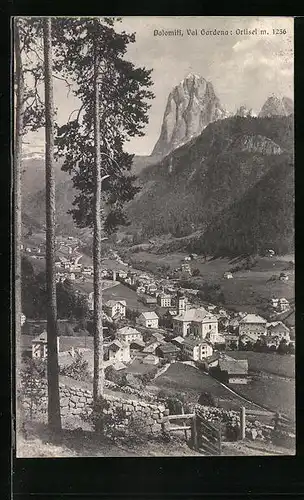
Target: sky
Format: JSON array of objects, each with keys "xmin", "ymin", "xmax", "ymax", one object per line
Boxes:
[{"xmin": 23, "ymin": 16, "xmax": 294, "ymax": 157}]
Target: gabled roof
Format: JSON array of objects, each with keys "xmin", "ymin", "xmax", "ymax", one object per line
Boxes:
[
  {"xmin": 218, "ymin": 358, "xmax": 248, "ymax": 375},
  {"xmin": 117, "ymin": 326, "xmax": 141, "ymax": 336},
  {"xmin": 268, "ymin": 322, "xmax": 290, "ymax": 334},
  {"xmin": 151, "ymin": 332, "xmax": 165, "ymax": 342},
  {"xmin": 139, "ymin": 311, "xmax": 158, "ymax": 320},
  {"xmin": 172, "ymin": 336, "xmax": 185, "ymax": 345},
  {"xmin": 183, "ymin": 337, "xmax": 210, "ymax": 349},
  {"xmin": 158, "ymin": 342, "xmax": 180, "ymax": 353},
  {"xmin": 174, "ymin": 307, "xmax": 216, "ymax": 323},
  {"xmin": 204, "ymin": 352, "xmax": 221, "ymax": 364},
  {"xmin": 105, "ymin": 299, "xmax": 126, "ymax": 308},
  {"xmin": 240, "ymin": 314, "xmax": 267, "ymax": 324},
  {"xmin": 33, "ymin": 330, "xmax": 47, "ymax": 343}
]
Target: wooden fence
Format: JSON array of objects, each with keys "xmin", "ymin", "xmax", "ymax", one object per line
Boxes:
[
  {"xmin": 239, "ymin": 406, "xmax": 296, "ymax": 439},
  {"xmin": 161, "ymin": 410, "xmax": 222, "ymax": 456}
]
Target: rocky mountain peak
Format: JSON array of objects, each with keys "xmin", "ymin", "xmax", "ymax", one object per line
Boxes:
[
  {"xmin": 152, "ymin": 74, "xmax": 227, "ymax": 157},
  {"xmin": 258, "ymin": 95, "xmax": 294, "ymax": 118}
]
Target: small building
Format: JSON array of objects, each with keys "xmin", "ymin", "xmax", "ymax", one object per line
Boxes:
[
  {"xmin": 156, "ymin": 342, "xmax": 180, "ymax": 361},
  {"xmin": 184, "ymin": 256, "xmax": 191, "ymax": 261},
  {"xmin": 201, "ymin": 352, "xmax": 221, "ymax": 372},
  {"xmin": 157, "ymin": 292, "xmax": 172, "ymax": 308},
  {"xmin": 239, "ymin": 314, "xmax": 267, "ymax": 338},
  {"xmin": 104, "ymin": 300, "xmax": 126, "ymax": 319},
  {"xmin": 260, "ymin": 335, "xmax": 280, "ymax": 349},
  {"xmin": 229, "ymin": 318, "xmax": 240, "ymax": 332},
  {"xmin": 279, "ymin": 298, "xmax": 290, "ymax": 312},
  {"xmin": 143, "ymin": 341, "xmax": 161, "ymax": 355},
  {"xmin": 142, "ymin": 354, "xmax": 159, "ymax": 365},
  {"xmin": 118, "ymin": 269, "xmax": 128, "ymax": 279},
  {"xmin": 181, "ymin": 263, "xmax": 192, "ymax": 274},
  {"xmin": 267, "ymin": 322, "xmax": 290, "ymax": 342},
  {"xmin": 142, "ymin": 295, "xmax": 157, "ymax": 306},
  {"xmin": 21, "ymin": 313, "xmax": 26, "ymax": 327},
  {"xmin": 104, "ymin": 340, "xmax": 130, "ymax": 364},
  {"xmin": 240, "ymin": 331, "xmax": 260, "ymax": 346},
  {"xmin": 279, "ymin": 272, "xmax": 289, "ymax": 282},
  {"xmin": 223, "ymin": 272, "xmax": 233, "ymax": 279},
  {"xmin": 32, "ymin": 331, "xmax": 60, "ymax": 359},
  {"xmin": 225, "ymin": 334, "xmax": 239, "ymax": 350},
  {"xmin": 137, "ymin": 311, "xmax": 159, "ymax": 329},
  {"xmin": 212, "ymin": 357, "xmax": 248, "ymax": 384},
  {"xmin": 149, "ymin": 331, "xmax": 165, "ymax": 343},
  {"xmin": 171, "ymin": 336, "xmax": 185, "ymax": 348},
  {"xmin": 182, "ymin": 337, "xmax": 213, "ymax": 361},
  {"xmin": 117, "ymin": 326, "xmax": 143, "ymax": 344}
]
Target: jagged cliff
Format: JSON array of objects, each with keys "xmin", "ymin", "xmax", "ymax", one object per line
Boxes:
[
  {"xmin": 152, "ymin": 73, "xmax": 227, "ymax": 157},
  {"xmin": 259, "ymin": 95, "xmax": 294, "ymax": 118}
]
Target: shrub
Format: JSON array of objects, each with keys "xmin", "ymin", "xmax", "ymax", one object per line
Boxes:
[
  {"xmin": 60, "ymin": 352, "xmax": 91, "ymax": 382},
  {"xmin": 85, "ymin": 396, "xmax": 151, "ymax": 444},
  {"xmin": 198, "ymin": 391, "xmax": 218, "ymax": 407}
]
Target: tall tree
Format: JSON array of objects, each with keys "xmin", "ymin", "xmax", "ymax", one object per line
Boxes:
[
  {"xmin": 43, "ymin": 17, "xmax": 61, "ymax": 431},
  {"xmin": 14, "ymin": 19, "xmax": 25, "ymax": 392},
  {"xmin": 54, "ymin": 17, "xmax": 154, "ymax": 399},
  {"xmin": 14, "ymin": 17, "xmax": 44, "ymax": 394}
]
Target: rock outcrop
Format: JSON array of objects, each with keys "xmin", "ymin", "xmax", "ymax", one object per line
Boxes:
[
  {"xmin": 152, "ymin": 73, "xmax": 227, "ymax": 157},
  {"xmin": 259, "ymin": 95, "xmax": 294, "ymax": 118}
]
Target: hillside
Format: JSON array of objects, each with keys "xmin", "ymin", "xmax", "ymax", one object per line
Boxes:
[{"xmin": 126, "ymin": 115, "xmax": 294, "ymax": 256}]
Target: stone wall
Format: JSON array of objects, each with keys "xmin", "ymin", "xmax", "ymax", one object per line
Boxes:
[{"xmin": 20, "ymin": 376, "xmax": 169, "ymax": 434}]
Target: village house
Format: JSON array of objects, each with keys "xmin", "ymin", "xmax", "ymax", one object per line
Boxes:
[
  {"xmin": 182, "ymin": 337, "xmax": 213, "ymax": 361},
  {"xmin": 267, "ymin": 321, "xmax": 290, "ymax": 342},
  {"xmin": 201, "ymin": 352, "xmax": 221, "ymax": 372},
  {"xmin": 118, "ymin": 269, "xmax": 128, "ymax": 279},
  {"xmin": 146, "ymin": 283, "xmax": 158, "ymax": 295},
  {"xmin": 224, "ymin": 334, "xmax": 239, "ymax": 350},
  {"xmin": 270, "ymin": 297, "xmax": 290, "ymax": 312},
  {"xmin": 104, "ymin": 299, "xmax": 126, "ymax": 319},
  {"xmin": 239, "ymin": 314, "xmax": 267, "ymax": 338},
  {"xmin": 223, "ymin": 272, "xmax": 233, "ymax": 279},
  {"xmin": 171, "ymin": 336, "xmax": 185, "ymax": 348},
  {"xmin": 173, "ymin": 307, "xmax": 218, "ymax": 338},
  {"xmin": 207, "ymin": 331, "xmax": 226, "ymax": 345},
  {"xmin": 279, "ymin": 272, "xmax": 289, "ymax": 282},
  {"xmin": 157, "ymin": 292, "xmax": 172, "ymax": 308},
  {"xmin": 117, "ymin": 326, "xmax": 143, "ymax": 344},
  {"xmin": 142, "ymin": 341, "xmax": 161, "ymax": 355},
  {"xmin": 156, "ymin": 342, "xmax": 180, "ymax": 361},
  {"xmin": 150, "ymin": 331, "xmax": 166, "ymax": 343},
  {"xmin": 137, "ymin": 311, "xmax": 159, "ymax": 329},
  {"xmin": 142, "ymin": 295, "xmax": 157, "ymax": 306},
  {"xmin": 211, "ymin": 356, "xmax": 249, "ymax": 384},
  {"xmin": 104, "ymin": 340, "xmax": 130, "ymax": 364},
  {"xmin": 181, "ymin": 263, "xmax": 192, "ymax": 274},
  {"xmin": 142, "ymin": 354, "xmax": 159, "ymax": 365},
  {"xmin": 162, "ymin": 309, "xmax": 178, "ymax": 329},
  {"xmin": 260, "ymin": 335, "xmax": 280, "ymax": 349},
  {"xmin": 136, "ymin": 285, "xmax": 146, "ymax": 294},
  {"xmin": 31, "ymin": 331, "xmax": 60, "ymax": 359},
  {"xmin": 184, "ymin": 255, "xmax": 191, "ymax": 261},
  {"xmin": 240, "ymin": 331, "xmax": 261, "ymax": 346},
  {"xmin": 229, "ymin": 318, "xmax": 240, "ymax": 332}
]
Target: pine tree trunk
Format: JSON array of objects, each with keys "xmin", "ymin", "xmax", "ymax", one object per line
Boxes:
[
  {"xmin": 92, "ymin": 36, "xmax": 104, "ymax": 401},
  {"xmin": 43, "ymin": 17, "xmax": 61, "ymax": 432},
  {"xmin": 14, "ymin": 18, "xmax": 24, "ymax": 420}
]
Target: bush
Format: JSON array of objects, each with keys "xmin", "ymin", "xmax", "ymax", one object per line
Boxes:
[
  {"xmin": 198, "ymin": 391, "xmax": 218, "ymax": 407},
  {"xmin": 60, "ymin": 352, "xmax": 91, "ymax": 382},
  {"xmin": 85, "ymin": 396, "xmax": 151, "ymax": 444}
]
